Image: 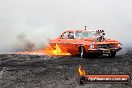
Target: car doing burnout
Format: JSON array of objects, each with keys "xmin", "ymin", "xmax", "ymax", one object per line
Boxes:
[{"xmin": 50, "ymin": 29, "xmax": 122, "ymax": 58}]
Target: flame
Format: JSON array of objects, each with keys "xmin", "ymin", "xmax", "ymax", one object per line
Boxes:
[
  {"xmin": 16, "ymin": 50, "xmax": 45, "ymax": 55},
  {"xmin": 78, "ymin": 65, "xmax": 86, "ymax": 76},
  {"xmin": 15, "ymin": 44, "xmax": 71, "ymax": 56},
  {"xmin": 44, "ymin": 44, "xmax": 71, "ymax": 56}
]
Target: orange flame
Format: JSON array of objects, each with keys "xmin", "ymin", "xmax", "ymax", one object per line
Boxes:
[
  {"xmin": 44, "ymin": 44, "xmax": 71, "ymax": 56},
  {"xmin": 78, "ymin": 65, "xmax": 86, "ymax": 76},
  {"xmin": 15, "ymin": 44, "xmax": 71, "ymax": 56}
]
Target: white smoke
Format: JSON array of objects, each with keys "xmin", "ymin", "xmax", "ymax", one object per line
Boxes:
[{"xmin": 0, "ymin": 0, "xmax": 132, "ymax": 51}]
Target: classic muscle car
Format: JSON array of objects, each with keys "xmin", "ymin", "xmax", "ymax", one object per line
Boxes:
[{"xmin": 50, "ymin": 29, "xmax": 122, "ymax": 58}]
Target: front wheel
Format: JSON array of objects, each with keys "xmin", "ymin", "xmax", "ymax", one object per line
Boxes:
[
  {"xmin": 79, "ymin": 46, "xmax": 86, "ymax": 58},
  {"xmin": 108, "ymin": 52, "xmax": 116, "ymax": 58}
]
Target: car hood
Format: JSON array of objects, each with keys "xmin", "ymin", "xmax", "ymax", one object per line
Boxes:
[{"xmin": 84, "ymin": 38, "xmax": 119, "ymax": 44}]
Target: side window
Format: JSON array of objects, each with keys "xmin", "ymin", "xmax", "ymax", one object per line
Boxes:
[
  {"xmin": 61, "ymin": 32, "xmax": 69, "ymax": 39},
  {"xmin": 61, "ymin": 32, "xmax": 74, "ymax": 39}
]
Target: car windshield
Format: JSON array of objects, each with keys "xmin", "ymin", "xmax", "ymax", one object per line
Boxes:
[{"xmin": 75, "ymin": 31, "xmax": 96, "ymax": 38}]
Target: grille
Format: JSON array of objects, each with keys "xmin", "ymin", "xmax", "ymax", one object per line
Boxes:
[{"xmin": 97, "ymin": 44, "xmax": 115, "ymax": 49}]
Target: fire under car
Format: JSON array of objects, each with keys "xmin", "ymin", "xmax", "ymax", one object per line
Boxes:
[{"xmin": 49, "ymin": 29, "xmax": 122, "ymax": 58}]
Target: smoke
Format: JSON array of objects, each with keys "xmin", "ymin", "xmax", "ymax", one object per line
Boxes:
[
  {"xmin": 0, "ymin": 0, "xmax": 132, "ymax": 52},
  {"xmin": 15, "ymin": 33, "xmax": 35, "ymax": 51},
  {"xmin": 13, "ymin": 24, "xmax": 58, "ymax": 51}
]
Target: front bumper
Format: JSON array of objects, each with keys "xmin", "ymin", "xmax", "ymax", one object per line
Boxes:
[{"xmin": 87, "ymin": 47, "xmax": 122, "ymax": 54}]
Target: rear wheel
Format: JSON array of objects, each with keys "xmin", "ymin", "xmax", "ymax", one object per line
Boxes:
[
  {"xmin": 108, "ymin": 52, "xmax": 116, "ymax": 58},
  {"xmin": 79, "ymin": 46, "xmax": 86, "ymax": 58}
]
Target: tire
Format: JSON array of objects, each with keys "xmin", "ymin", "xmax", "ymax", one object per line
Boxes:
[
  {"xmin": 76, "ymin": 76, "xmax": 84, "ymax": 85},
  {"xmin": 108, "ymin": 52, "xmax": 116, "ymax": 58},
  {"xmin": 93, "ymin": 53, "xmax": 103, "ymax": 57},
  {"xmin": 76, "ymin": 75, "xmax": 85, "ymax": 85},
  {"xmin": 79, "ymin": 46, "xmax": 86, "ymax": 58}
]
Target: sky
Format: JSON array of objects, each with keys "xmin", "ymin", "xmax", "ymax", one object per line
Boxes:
[{"xmin": 0, "ymin": 0, "xmax": 132, "ymax": 51}]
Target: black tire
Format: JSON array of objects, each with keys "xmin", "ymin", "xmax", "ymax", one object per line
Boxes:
[
  {"xmin": 92, "ymin": 53, "xmax": 103, "ymax": 57},
  {"xmin": 76, "ymin": 75, "xmax": 85, "ymax": 85},
  {"xmin": 76, "ymin": 77, "xmax": 84, "ymax": 85},
  {"xmin": 108, "ymin": 52, "xmax": 116, "ymax": 58},
  {"xmin": 79, "ymin": 46, "xmax": 86, "ymax": 58}
]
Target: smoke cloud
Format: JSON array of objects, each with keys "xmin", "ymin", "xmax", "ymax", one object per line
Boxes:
[{"xmin": 0, "ymin": 0, "xmax": 132, "ymax": 51}]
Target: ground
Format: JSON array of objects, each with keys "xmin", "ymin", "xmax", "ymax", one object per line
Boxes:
[{"xmin": 0, "ymin": 49, "xmax": 132, "ymax": 88}]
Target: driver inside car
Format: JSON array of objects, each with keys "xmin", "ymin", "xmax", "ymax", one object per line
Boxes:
[{"xmin": 68, "ymin": 32, "xmax": 74, "ymax": 39}]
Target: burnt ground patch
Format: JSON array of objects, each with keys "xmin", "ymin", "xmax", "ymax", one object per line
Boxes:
[{"xmin": 0, "ymin": 50, "xmax": 132, "ymax": 88}]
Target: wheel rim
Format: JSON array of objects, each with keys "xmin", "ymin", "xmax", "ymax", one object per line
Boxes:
[{"xmin": 80, "ymin": 47, "xmax": 84, "ymax": 58}]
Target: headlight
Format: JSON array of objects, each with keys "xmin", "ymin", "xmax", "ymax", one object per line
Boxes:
[
  {"xmin": 118, "ymin": 43, "xmax": 122, "ymax": 47},
  {"xmin": 90, "ymin": 43, "xmax": 94, "ymax": 49}
]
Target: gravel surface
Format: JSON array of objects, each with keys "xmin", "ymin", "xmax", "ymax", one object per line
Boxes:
[{"xmin": 0, "ymin": 50, "xmax": 132, "ymax": 88}]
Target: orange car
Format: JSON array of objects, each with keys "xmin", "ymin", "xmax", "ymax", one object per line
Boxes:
[{"xmin": 50, "ymin": 29, "xmax": 122, "ymax": 58}]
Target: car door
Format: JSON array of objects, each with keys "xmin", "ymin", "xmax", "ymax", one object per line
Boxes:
[
  {"xmin": 57, "ymin": 31, "xmax": 69, "ymax": 51},
  {"xmin": 59, "ymin": 31, "xmax": 78, "ymax": 53}
]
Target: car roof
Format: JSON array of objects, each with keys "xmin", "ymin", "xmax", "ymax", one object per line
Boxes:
[{"xmin": 65, "ymin": 29, "xmax": 96, "ymax": 32}]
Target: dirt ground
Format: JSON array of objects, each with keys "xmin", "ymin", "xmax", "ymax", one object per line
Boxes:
[{"xmin": 0, "ymin": 49, "xmax": 132, "ymax": 88}]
